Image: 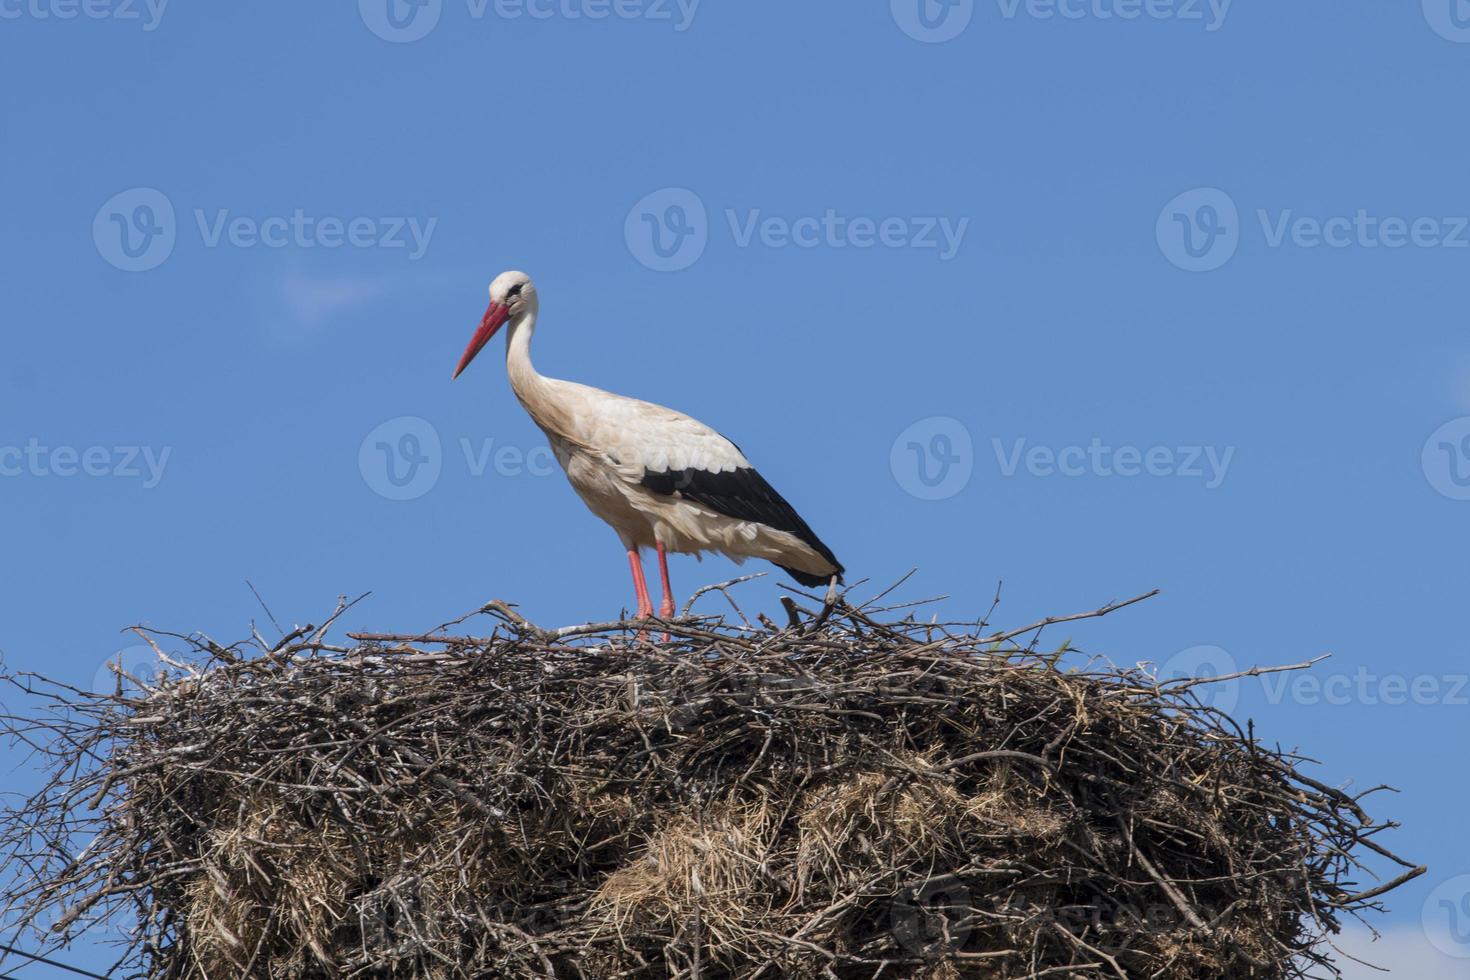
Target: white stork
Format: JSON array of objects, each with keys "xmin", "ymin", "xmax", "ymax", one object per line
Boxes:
[{"xmin": 451, "ymin": 270, "xmax": 844, "ymax": 621}]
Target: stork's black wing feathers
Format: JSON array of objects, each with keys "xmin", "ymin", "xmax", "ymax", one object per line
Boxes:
[{"xmin": 640, "ymin": 465, "xmax": 843, "ymax": 587}]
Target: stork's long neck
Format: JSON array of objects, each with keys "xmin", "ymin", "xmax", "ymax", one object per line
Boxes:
[{"xmin": 504, "ymin": 303, "xmax": 564, "ymax": 431}]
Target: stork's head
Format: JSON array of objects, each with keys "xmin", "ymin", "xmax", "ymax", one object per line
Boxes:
[{"xmin": 453, "ymin": 270, "xmax": 537, "ymax": 379}]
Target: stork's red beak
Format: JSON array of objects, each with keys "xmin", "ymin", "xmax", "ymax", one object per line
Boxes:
[{"xmin": 453, "ymin": 301, "xmax": 511, "ymax": 379}]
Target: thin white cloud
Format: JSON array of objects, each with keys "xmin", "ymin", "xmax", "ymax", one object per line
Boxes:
[{"xmin": 279, "ymin": 271, "xmax": 387, "ymax": 330}]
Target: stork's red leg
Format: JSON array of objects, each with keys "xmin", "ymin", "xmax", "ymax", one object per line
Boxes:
[
  {"xmin": 655, "ymin": 541, "xmax": 676, "ymax": 619},
  {"xmin": 627, "ymin": 549, "xmax": 653, "ymax": 620}
]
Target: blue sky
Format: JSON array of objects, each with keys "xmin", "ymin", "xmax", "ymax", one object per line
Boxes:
[{"xmin": 2, "ymin": 1, "xmax": 1469, "ymax": 975}]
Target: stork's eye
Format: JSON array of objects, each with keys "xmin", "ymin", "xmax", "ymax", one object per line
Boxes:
[{"xmin": 507, "ymin": 283, "xmax": 524, "ymax": 299}]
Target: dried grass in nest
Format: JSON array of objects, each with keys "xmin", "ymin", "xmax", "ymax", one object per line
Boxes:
[{"xmin": 0, "ymin": 585, "xmax": 1424, "ymax": 978}]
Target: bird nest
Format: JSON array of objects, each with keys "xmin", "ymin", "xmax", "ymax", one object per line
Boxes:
[{"xmin": 0, "ymin": 585, "xmax": 1422, "ymax": 979}]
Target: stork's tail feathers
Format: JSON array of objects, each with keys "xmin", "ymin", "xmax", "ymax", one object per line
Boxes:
[{"xmin": 777, "ymin": 564, "xmax": 845, "ymax": 589}]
